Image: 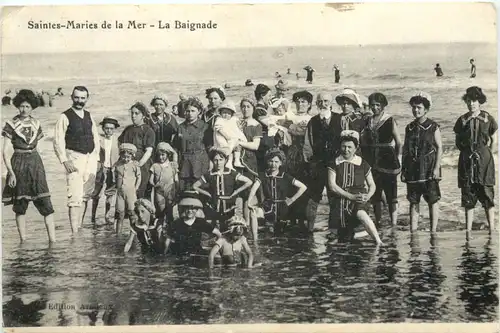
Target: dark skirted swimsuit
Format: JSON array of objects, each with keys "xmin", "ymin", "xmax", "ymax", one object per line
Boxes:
[
  {"xmin": 2, "ymin": 116, "xmax": 54, "ymax": 216},
  {"xmin": 131, "ymin": 218, "xmax": 164, "ymax": 253},
  {"xmin": 199, "ymin": 168, "xmax": 243, "ymax": 230},
  {"xmin": 328, "ymin": 155, "xmax": 371, "ymax": 242},
  {"xmin": 118, "ymin": 124, "xmax": 156, "ymax": 199},
  {"xmin": 361, "ymin": 114, "xmax": 400, "ymax": 204},
  {"xmin": 174, "ymin": 119, "xmax": 211, "ymax": 191},
  {"xmin": 146, "ymin": 112, "xmax": 179, "ymax": 149},
  {"xmin": 256, "ymin": 170, "xmax": 297, "ymax": 224},
  {"xmin": 239, "ymin": 118, "xmax": 263, "ymax": 178},
  {"xmin": 453, "ymin": 110, "xmax": 497, "ymax": 209},
  {"xmin": 166, "ymin": 217, "xmax": 215, "ymax": 256},
  {"xmin": 401, "ymin": 118, "xmax": 441, "ymax": 205}
]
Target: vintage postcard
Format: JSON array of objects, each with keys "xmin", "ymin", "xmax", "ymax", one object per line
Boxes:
[{"xmin": 0, "ymin": 2, "xmax": 498, "ymax": 333}]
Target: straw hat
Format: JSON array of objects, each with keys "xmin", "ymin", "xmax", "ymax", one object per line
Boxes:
[
  {"xmin": 99, "ymin": 117, "xmax": 120, "ymax": 128},
  {"xmin": 226, "ymin": 216, "xmax": 248, "ymax": 234},
  {"xmin": 340, "ymin": 130, "xmax": 360, "ymax": 141},
  {"xmin": 218, "ymin": 100, "xmax": 237, "ymax": 115},
  {"xmin": 119, "ymin": 143, "xmax": 137, "ymax": 155},
  {"xmin": 178, "ymin": 191, "xmax": 204, "ymax": 208},
  {"xmin": 335, "ymin": 88, "xmax": 363, "ymax": 108},
  {"xmin": 150, "ymin": 94, "xmax": 169, "ymax": 106},
  {"xmin": 134, "ymin": 198, "xmax": 156, "ymax": 215},
  {"xmin": 412, "ymin": 91, "xmax": 433, "ymax": 107}
]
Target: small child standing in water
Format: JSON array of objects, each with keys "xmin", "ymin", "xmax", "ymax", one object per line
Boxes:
[
  {"xmin": 124, "ymin": 199, "xmax": 164, "ymax": 253},
  {"xmin": 401, "ymin": 92, "xmax": 443, "ymax": 232},
  {"xmin": 213, "ymin": 100, "xmax": 247, "ymax": 169},
  {"xmin": 115, "ymin": 143, "xmax": 141, "ymax": 234},
  {"xmin": 149, "ymin": 142, "xmax": 178, "ymax": 223},
  {"xmin": 208, "ymin": 216, "xmax": 254, "ymax": 268}
]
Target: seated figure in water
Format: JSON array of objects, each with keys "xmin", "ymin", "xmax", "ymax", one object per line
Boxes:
[
  {"xmin": 124, "ymin": 199, "xmax": 164, "ymax": 254},
  {"xmin": 208, "ymin": 216, "xmax": 254, "ymax": 268}
]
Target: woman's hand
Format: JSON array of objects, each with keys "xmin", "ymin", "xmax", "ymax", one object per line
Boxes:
[
  {"xmin": 63, "ymin": 160, "xmax": 78, "ymax": 174},
  {"xmin": 432, "ymin": 167, "xmax": 440, "ymax": 180},
  {"xmin": 285, "ymin": 197, "xmax": 294, "ymax": 206},
  {"xmin": 214, "ymin": 123, "xmax": 223, "ymax": 133},
  {"xmin": 354, "ymin": 193, "xmax": 368, "ymax": 204},
  {"xmin": 7, "ymin": 173, "xmax": 16, "ymax": 188}
]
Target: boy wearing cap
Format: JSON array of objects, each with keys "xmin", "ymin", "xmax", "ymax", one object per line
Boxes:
[
  {"xmin": 149, "ymin": 142, "xmax": 179, "ymax": 223},
  {"xmin": 213, "ymin": 100, "xmax": 248, "ymax": 169},
  {"xmin": 114, "ymin": 143, "xmax": 142, "ymax": 234},
  {"xmin": 402, "ymin": 92, "xmax": 442, "ymax": 232},
  {"xmin": 86, "ymin": 117, "xmax": 120, "ymax": 224}
]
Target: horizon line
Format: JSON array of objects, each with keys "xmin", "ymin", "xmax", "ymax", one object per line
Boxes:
[{"xmin": 2, "ymin": 41, "xmax": 495, "ymax": 56}]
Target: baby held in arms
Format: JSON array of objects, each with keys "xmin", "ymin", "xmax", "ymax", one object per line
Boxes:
[{"xmin": 213, "ymin": 100, "xmax": 247, "ymax": 169}]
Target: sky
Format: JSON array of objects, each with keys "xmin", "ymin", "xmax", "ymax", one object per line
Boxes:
[{"xmin": 0, "ymin": 2, "xmax": 497, "ymax": 54}]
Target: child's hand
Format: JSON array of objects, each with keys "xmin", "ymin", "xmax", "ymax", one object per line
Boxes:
[{"xmin": 355, "ymin": 193, "xmax": 368, "ymax": 203}]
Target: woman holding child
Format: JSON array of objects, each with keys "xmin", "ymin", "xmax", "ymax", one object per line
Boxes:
[{"xmin": 118, "ymin": 102, "xmax": 156, "ymax": 199}]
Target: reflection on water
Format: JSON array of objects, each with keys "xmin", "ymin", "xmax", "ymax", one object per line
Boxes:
[{"xmin": 2, "ymin": 222, "xmax": 498, "ymax": 326}]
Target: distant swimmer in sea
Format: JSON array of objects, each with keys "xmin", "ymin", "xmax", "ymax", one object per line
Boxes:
[
  {"xmin": 245, "ymin": 79, "xmax": 254, "ymax": 87},
  {"xmin": 304, "ymin": 66, "xmax": 315, "ymax": 84},
  {"xmin": 333, "ymin": 64, "xmax": 341, "ymax": 83},
  {"xmin": 224, "ymin": 83, "xmax": 231, "ymax": 89},
  {"xmin": 287, "ymin": 68, "xmax": 291, "ymax": 75},
  {"xmin": 434, "ymin": 63, "xmax": 444, "ymax": 77},
  {"xmin": 2, "ymin": 89, "xmax": 12, "ymax": 106},
  {"xmin": 274, "ymin": 79, "xmax": 289, "ymax": 99},
  {"xmin": 296, "ymin": 73, "xmax": 300, "ymax": 80},
  {"xmin": 55, "ymin": 87, "xmax": 64, "ymax": 97},
  {"xmin": 275, "ymin": 72, "xmax": 282, "ymax": 79},
  {"xmin": 470, "ymin": 59, "xmax": 476, "ymax": 78}
]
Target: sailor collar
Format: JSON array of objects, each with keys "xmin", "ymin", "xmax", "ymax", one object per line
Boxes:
[
  {"xmin": 265, "ymin": 169, "xmax": 284, "ymax": 178},
  {"xmin": 335, "ymin": 155, "xmax": 362, "ymax": 166},
  {"xmin": 462, "ymin": 111, "xmax": 489, "ymax": 125},
  {"xmin": 408, "ymin": 118, "xmax": 433, "ymax": 131},
  {"xmin": 209, "ymin": 168, "xmax": 232, "ymax": 176}
]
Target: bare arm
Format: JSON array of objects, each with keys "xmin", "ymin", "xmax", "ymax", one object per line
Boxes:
[
  {"xmin": 90, "ymin": 115, "xmax": 101, "ymax": 157},
  {"xmin": 164, "ymin": 237, "xmax": 172, "ymax": 255},
  {"xmin": 433, "ymin": 127, "xmax": 443, "ymax": 178},
  {"xmin": 241, "ymin": 237, "xmax": 254, "ymax": 268},
  {"xmin": 212, "ymin": 228, "xmax": 222, "ymax": 239},
  {"xmin": 365, "ymin": 170, "xmax": 376, "ymax": 201},
  {"xmin": 3, "ymin": 139, "xmax": 14, "ymax": 176},
  {"xmin": 327, "ymin": 168, "xmax": 356, "ymax": 201},
  {"xmin": 489, "ymin": 130, "xmax": 497, "ymax": 151},
  {"xmin": 193, "ymin": 179, "xmax": 212, "ymax": 199},
  {"xmin": 124, "ymin": 231, "xmax": 135, "ymax": 253},
  {"xmin": 230, "ymin": 174, "xmax": 253, "ymax": 199},
  {"xmin": 239, "ymin": 137, "xmax": 261, "ymax": 151},
  {"xmin": 149, "ymin": 172, "xmax": 155, "ymax": 186},
  {"xmin": 288, "ymin": 179, "xmax": 307, "ymax": 205},
  {"xmin": 247, "ymin": 180, "xmax": 261, "ymax": 207},
  {"xmin": 138, "ymin": 147, "xmax": 153, "ymax": 167},
  {"xmin": 135, "ymin": 165, "xmax": 142, "ymax": 191},
  {"xmin": 392, "ymin": 119, "xmax": 403, "ymax": 157}
]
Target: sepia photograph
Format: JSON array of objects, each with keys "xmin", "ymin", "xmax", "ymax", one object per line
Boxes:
[{"xmin": 0, "ymin": 2, "xmax": 498, "ymax": 332}]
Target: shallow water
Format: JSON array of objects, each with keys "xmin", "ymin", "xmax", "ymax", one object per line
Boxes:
[{"xmin": 2, "ymin": 199, "xmax": 498, "ymax": 326}]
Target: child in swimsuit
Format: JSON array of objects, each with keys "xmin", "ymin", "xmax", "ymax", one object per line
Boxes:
[
  {"xmin": 213, "ymin": 100, "xmax": 247, "ymax": 169},
  {"xmin": 208, "ymin": 216, "xmax": 254, "ymax": 268},
  {"xmin": 115, "ymin": 143, "xmax": 142, "ymax": 234},
  {"xmin": 149, "ymin": 142, "xmax": 178, "ymax": 223},
  {"xmin": 124, "ymin": 199, "xmax": 164, "ymax": 254}
]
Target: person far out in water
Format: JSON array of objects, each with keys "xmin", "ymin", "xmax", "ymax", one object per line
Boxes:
[
  {"xmin": 124, "ymin": 199, "xmax": 164, "ymax": 254},
  {"xmin": 434, "ymin": 63, "xmax": 444, "ymax": 77},
  {"xmin": 327, "ymin": 130, "xmax": 384, "ymax": 246},
  {"xmin": 470, "ymin": 59, "xmax": 476, "ymax": 78},
  {"xmin": 208, "ymin": 216, "xmax": 254, "ymax": 269}
]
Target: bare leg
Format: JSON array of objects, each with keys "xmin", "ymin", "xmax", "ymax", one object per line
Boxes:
[
  {"xmin": 410, "ymin": 203, "xmax": 419, "ymax": 232},
  {"xmin": 485, "ymin": 206, "xmax": 495, "ymax": 233},
  {"xmin": 465, "ymin": 208, "xmax": 474, "ymax": 232},
  {"xmin": 15, "ymin": 214, "xmax": 27, "ymax": 242},
  {"xmin": 80, "ymin": 201, "xmax": 88, "ymax": 228},
  {"xmin": 429, "ymin": 202, "xmax": 439, "ymax": 232},
  {"xmin": 233, "ymin": 151, "xmax": 243, "ymax": 168},
  {"xmin": 389, "ymin": 203, "xmax": 398, "ymax": 226},
  {"xmin": 356, "ymin": 210, "xmax": 384, "ymax": 245},
  {"xmin": 373, "ymin": 202, "xmax": 382, "ymax": 226},
  {"xmin": 104, "ymin": 194, "xmax": 115, "ymax": 224},
  {"xmin": 69, "ymin": 206, "xmax": 80, "ymax": 234},
  {"xmin": 44, "ymin": 213, "xmax": 56, "ymax": 242},
  {"xmin": 250, "ymin": 209, "xmax": 258, "ymax": 242},
  {"xmin": 243, "ymin": 199, "xmax": 250, "ymax": 226},
  {"xmin": 116, "ymin": 212, "xmax": 125, "ymax": 235}
]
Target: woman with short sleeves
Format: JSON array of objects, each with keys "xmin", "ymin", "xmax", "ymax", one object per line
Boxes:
[
  {"xmin": 2, "ymin": 89, "xmax": 56, "ymax": 243},
  {"xmin": 147, "ymin": 94, "xmax": 179, "ymax": 147},
  {"xmin": 118, "ymin": 102, "xmax": 156, "ymax": 199}
]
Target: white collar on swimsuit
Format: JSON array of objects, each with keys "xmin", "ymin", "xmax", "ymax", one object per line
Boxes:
[{"xmin": 335, "ymin": 155, "xmax": 362, "ymax": 166}]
